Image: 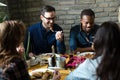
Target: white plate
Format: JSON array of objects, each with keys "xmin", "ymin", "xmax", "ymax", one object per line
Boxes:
[
  {"xmin": 40, "ymin": 53, "xmax": 60, "ymax": 57},
  {"xmin": 77, "ymin": 52, "xmax": 95, "ymax": 56},
  {"xmin": 29, "ymin": 68, "xmax": 54, "ymax": 76},
  {"xmin": 48, "ymin": 67, "xmax": 63, "ymax": 70}
]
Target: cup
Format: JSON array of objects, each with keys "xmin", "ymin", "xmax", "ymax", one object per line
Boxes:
[{"xmin": 56, "ymin": 57, "xmax": 66, "ymax": 68}]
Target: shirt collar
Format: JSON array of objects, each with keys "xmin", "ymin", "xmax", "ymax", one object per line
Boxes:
[{"xmin": 41, "ymin": 22, "xmax": 55, "ymax": 33}]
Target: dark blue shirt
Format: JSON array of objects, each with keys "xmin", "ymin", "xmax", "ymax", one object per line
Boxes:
[
  {"xmin": 24, "ymin": 22, "xmax": 66, "ymax": 55},
  {"xmin": 69, "ymin": 24, "xmax": 99, "ymax": 52}
]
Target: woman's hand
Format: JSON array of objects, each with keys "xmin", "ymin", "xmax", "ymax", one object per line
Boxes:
[{"xmin": 16, "ymin": 45, "xmax": 25, "ymax": 54}]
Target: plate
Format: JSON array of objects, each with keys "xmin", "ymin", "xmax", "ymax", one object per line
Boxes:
[
  {"xmin": 29, "ymin": 68, "xmax": 54, "ymax": 76},
  {"xmin": 77, "ymin": 52, "xmax": 95, "ymax": 58},
  {"xmin": 43, "ymin": 53, "xmax": 60, "ymax": 57},
  {"xmin": 48, "ymin": 67, "xmax": 63, "ymax": 70},
  {"xmin": 38, "ymin": 53, "xmax": 60, "ymax": 58},
  {"xmin": 77, "ymin": 52, "xmax": 94, "ymax": 56},
  {"xmin": 29, "ymin": 68, "xmax": 54, "ymax": 80},
  {"xmin": 35, "ymin": 53, "xmax": 60, "ymax": 63}
]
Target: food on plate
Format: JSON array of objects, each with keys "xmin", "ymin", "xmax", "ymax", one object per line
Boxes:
[
  {"xmin": 84, "ymin": 53, "xmax": 95, "ymax": 58},
  {"xmin": 78, "ymin": 52, "xmax": 95, "ymax": 58},
  {"xmin": 31, "ymin": 70, "xmax": 53, "ymax": 80},
  {"xmin": 66, "ymin": 56, "xmax": 86, "ymax": 68},
  {"xmin": 66, "ymin": 52, "xmax": 95, "ymax": 68},
  {"xmin": 31, "ymin": 72, "xmax": 43, "ymax": 78},
  {"xmin": 42, "ymin": 71, "xmax": 53, "ymax": 80}
]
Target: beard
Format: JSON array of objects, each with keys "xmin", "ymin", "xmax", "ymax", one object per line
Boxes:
[{"xmin": 85, "ymin": 27, "xmax": 91, "ymax": 33}]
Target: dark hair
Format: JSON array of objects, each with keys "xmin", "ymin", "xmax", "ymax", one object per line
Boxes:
[
  {"xmin": 80, "ymin": 9, "xmax": 95, "ymax": 19},
  {"xmin": 40, "ymin": 5, "xmax": 55, "ymax": 15},
  {"xmin": 93, "ymin": 21, "xmax": 120, "ymax": 80}
]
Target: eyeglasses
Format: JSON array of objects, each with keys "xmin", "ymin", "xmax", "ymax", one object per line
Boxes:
[{"xmin": 42, "ymin": 15, "xmax": 56, "ymax": 21}]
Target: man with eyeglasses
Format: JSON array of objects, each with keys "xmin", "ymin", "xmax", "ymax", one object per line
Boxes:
[
  {"xmin": 24, "ymin": 5, "xmax": 66, "ymax": 57},
  {"xmin": 69, "ymin": 9, "xmax": 99, "ymax": 54}
]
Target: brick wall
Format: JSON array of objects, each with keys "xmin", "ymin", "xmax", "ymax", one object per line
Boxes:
[{"xmin": 4, "ymin": 0, "xmax": 120, "ymax": 52}]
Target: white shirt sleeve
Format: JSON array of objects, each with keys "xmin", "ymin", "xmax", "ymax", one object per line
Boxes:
[{"xmin": 66, "ymin": 57, "xmax": 101, "ymax": 80}]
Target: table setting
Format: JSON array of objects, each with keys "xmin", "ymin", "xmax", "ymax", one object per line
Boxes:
[{"xmin": 28, "ymin": 52, "xmax": 95, "ymax": 80}]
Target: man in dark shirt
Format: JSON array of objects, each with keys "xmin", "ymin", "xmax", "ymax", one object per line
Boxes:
[
  {"xmin": 69, "ymin": 9, "xmax": 99, "ymax": 54},
  {"xmin": 24, "ymin": 5, "xmax": 66, "ymax": 56}
]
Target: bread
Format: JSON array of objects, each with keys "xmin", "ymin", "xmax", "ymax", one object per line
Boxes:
[
  {"xmin": 31, "ymin": 70, "xmax": 53, "ymax": 80},
  {"xmin": 31, "ymin": 72, "xmax": 43, "ymax": 78}
]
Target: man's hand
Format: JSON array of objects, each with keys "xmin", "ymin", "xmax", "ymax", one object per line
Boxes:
[{"xmin": 55, "ymin": 31, "xmax": 63, "ymax": 41}]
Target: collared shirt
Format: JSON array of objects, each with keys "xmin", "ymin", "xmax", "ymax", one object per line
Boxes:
[
  {"xmin": 24, "ymin": 22, "xmax": 66, "ymax": 55},
  {"xmin": 69, "ymin": 24, "xmax": 99, "ymax": 52}
]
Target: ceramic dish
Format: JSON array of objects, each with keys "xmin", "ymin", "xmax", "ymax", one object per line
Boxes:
[
  {"xmin": 29, "ymin": 68, "xmax": 54, "ymax": 80},
  {"xmin": 77, "ymin": 52, "xmax": 95, "ymax": 58}
]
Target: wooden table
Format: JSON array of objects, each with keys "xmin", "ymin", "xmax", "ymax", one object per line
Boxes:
[{"xmin": 28, "ymin": 64, "xmax": 72, "ymax": 80}]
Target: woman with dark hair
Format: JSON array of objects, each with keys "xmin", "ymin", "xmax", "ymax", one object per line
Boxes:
[
  {"xmin": 66, "ymin": 21, "xmax": 120, "ymax": 80},
  {"xmin": 95, "ymin": 21, "xmax": 120, "ymax": 80}
]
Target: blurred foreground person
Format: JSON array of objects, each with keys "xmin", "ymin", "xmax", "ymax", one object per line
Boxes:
[
  {"xmin": 0, "ymin": 21, "xmax": 30, "ymax": 80},
  {"xmin": 0, "ymin": 20, "xmax": 61, "ymax": 80},
  {"xmin": 66, "ymin": 21, "xmax": 120, "ymax": 80}
]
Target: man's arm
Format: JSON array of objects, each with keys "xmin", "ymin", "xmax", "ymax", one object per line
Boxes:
[
  {"xmin": 69, "ymin": 27, "xmax": 78, "ymax": 53},
  {"xmin": 55, "ymin": 31, "xmax": 66, "ymax": 54},
  {"xmin": 56, "ymin": 40, "xmax": 66, "ymax": 54}
]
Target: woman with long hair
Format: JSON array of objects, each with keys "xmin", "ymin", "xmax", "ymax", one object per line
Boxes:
[
  {"xmin": 66, "ymin": 21, "xmax": 120, "ymax": 80},
  {"xmin": 0, "ymin": 20, "xmax": 30, "ymax": 80},
  {"xmin": 95, "ymin": 21, "xmax": 120, "ymax": 80}
]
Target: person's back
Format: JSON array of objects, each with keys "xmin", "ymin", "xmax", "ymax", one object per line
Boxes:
[
  {"xmin": 95, "ymin": 21, "xmax": 120, "ymax": 80},
  {"xmin": 0, "ymin": 21, "xmax": 30, "ymax": 80}
]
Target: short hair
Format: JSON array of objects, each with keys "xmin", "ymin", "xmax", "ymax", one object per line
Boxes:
[
  {"xmin": 40, "ymin": 5, "xmax": 55, "ymax": 15},
  {"xmin": 80, "ymin": 9, "xmax": 95, "ymax": 19}
]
